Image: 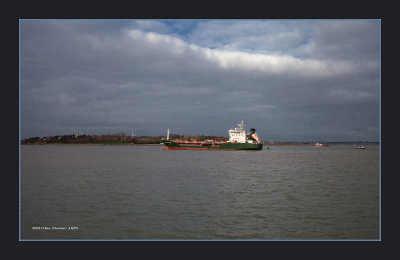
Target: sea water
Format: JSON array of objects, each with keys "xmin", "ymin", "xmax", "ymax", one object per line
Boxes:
[{"xmin": 20, "ymin": 144, "xmax": 380, "ymax": 240}]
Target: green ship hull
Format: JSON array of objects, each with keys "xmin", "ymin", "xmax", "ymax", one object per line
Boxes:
[
  {"xmin": 161, "ymin": 140, "xmax": 263, "ymax": 150},
  {"xmin": 162, "ymin": 121, "xmax": 263, "ymax": 151}
]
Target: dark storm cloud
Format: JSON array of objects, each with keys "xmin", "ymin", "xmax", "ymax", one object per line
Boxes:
[{"xmin": 20, "ymin": 20, "xmax": 380, "ymax": 141}]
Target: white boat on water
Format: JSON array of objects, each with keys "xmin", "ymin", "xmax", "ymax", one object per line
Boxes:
[
  {"xmin": 355, "ymin": 145, "xmax": 366, "ymax": 149},
  {"xmin": 310, "ymin": 142, "xmax": 329, "ymax": 147}
]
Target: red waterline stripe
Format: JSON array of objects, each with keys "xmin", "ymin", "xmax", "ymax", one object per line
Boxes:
[
  {"xmin": 162, "ymin": 147, "xmax": 237, "ymax": 151},
  {"xmin": 174, "ymin": 142, "xmax": 226, "ymax": 145}
]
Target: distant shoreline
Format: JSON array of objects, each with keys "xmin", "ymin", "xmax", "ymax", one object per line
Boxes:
[
  {"xmin": 21, "ymin": 143, "xmax": 163, "ymax": 146},
  {"xmin": 21, "ymin": 134, "xmax": 379, "ymax": 146},
  {"xmin": 20, "ymin": 142, "xmax": 378, "ymax": 146}
]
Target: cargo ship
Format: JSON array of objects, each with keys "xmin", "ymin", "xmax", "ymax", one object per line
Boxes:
[{"xmin": 161, "ymin": 121, "xmax": 263, "ymax": 150}]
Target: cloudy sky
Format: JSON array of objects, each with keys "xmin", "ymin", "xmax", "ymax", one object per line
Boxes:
[{"xmin": 20, "ymin": 20, "xmax": 380, "ymax": 141}]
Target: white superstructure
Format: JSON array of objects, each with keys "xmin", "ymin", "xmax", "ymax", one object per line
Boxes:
[{"xmin": 228, "ymin": 120, "xmax": 260, "ymax": 144}]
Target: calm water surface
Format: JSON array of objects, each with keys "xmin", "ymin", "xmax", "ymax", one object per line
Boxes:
[{"xmin": 20, "ymin": 144, "xmax": 380, "ymax": 240}]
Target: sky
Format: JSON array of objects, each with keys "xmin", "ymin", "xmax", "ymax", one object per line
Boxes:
[{"xmin": 20, "ymin": 20, "xmax": 380, "ymax": 142}]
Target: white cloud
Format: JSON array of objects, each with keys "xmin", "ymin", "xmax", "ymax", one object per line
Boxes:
[
  {"xmin": 127, "ymin": 28, "xmax": 358, "ymax": 78},
  {"xmin": 197, "ymin": 48, "xmax": 328, "ymax": 75},
  {"xmin": 128, "ymin": 29, "xmax": 188, "ymax": 56}
]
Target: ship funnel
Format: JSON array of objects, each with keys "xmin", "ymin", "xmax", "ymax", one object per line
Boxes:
[
  {"xmin": 249, "ymin": 128, "xmax": 261, "ymax": 143},
  {"xmin": 251, "ymin": 133, "xmax": 261, "ymax": 143}
]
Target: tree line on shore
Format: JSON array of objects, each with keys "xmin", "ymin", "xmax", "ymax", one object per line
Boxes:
[{"xmin": 20, "ymin": 133, "xmax": 226, "ymax": 145}]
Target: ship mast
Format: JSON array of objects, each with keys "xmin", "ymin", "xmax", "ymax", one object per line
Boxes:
[
  {"xmin": 167, "ymin": 128, "xmax": 170, "ymax": 140},
  {"xmin": 237, "ymin": 120, "xmax": 244, "ymax": 130}
]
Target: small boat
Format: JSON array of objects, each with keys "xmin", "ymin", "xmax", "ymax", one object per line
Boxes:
[
  {"xmin": 355, "ymin": 145, "xmax": 366, "ymax": 149},
  {"xmin": 310, "ymin": 142, "xmax": 329, "ymax": 147}
]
